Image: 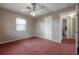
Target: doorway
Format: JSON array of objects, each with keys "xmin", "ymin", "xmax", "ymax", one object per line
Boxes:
[{"xmin": 60, "ymin": 11, "xmax": 76, "ymax": 44}]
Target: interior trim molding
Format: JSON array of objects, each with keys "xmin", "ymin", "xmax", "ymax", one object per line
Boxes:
[
  {"xmin": 0, "ymin": 36, "xmax": 33, "ymax": 44},
  {"xmin": 35, "ymin": 35, "xmax": 61, "ymax": 43}
]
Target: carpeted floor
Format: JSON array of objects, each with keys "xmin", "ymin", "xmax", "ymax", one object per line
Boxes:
[
  {"xmin": 62, "ymin": 38, "xmax": 75, "ymax": 44},
  {"xmin": 0, "ymin": 37, "xmax": 76, "ymax": 55}
]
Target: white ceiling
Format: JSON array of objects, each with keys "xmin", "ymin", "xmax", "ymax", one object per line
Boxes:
[{"xmin": 0, "ymin": 3, "xmax": 74, "ymax": 18}]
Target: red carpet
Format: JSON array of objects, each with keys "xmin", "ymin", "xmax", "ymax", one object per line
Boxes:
[
  {"xmin": 62, "ymin": 38, "xmax": 75, "ymax": 44},
  {"xmin": 0, "ymin": 37, "xmax": 76, "ymax": 55}
]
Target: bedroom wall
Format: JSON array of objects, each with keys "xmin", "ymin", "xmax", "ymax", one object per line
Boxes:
[
  {"xmin": 35, "ymin": 5, "xmax": 76, "ymax": 42},
  {"xmin": 0, "ymin": 8, "xmax": 34, "ymax": 43},
  {"xmin": 0, "ymin": 5, "xmax": 76, "ymax": 43}
]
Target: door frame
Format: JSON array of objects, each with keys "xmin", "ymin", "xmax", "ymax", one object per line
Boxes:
[{"xmin": 60, "ymin": 10, "xmax": 77, "ymax": 42}]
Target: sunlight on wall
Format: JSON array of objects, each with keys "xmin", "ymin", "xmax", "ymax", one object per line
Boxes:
[{"xmin": 16, "ymin": 17, "xmax": 26, "ymax": 31}]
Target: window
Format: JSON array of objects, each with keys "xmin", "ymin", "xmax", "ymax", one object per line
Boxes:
[{"xmin": 16, "ymin": 17, "xmax": 26, "ymax": 31}]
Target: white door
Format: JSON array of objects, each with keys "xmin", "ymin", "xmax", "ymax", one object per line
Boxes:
[{"xmin": 44, "ymin": 16, "xmax": 52, "ymax": 40}]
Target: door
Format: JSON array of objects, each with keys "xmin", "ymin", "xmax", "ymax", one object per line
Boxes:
[{"xmin": 44, "ymin": 16, "xmax": 52, "ymax": 40}]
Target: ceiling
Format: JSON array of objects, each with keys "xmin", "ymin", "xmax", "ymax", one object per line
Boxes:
[{"xmin": 0, "ymin": 3, "xmax": 74, "ymax": 18}]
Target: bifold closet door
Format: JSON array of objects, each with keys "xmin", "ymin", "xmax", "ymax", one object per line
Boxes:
[{"xmin": 44, "ymin": 16, "xmax": 53, "ymax": 40}]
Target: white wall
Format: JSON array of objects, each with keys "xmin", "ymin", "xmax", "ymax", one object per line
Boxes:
[
  {"xmin": 0, "ymin": 8, "xmax": 34, "ymax": 43},
  {"xmin": 35, "ymin": 17, "xmax": 44, "ymax": 38}
]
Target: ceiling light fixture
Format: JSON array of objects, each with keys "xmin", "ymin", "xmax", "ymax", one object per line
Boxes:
[{"xmin": 21, "ymin": 3, "xmax": 43, "ymax": 17}]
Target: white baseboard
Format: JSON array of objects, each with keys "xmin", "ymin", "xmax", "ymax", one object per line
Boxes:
[
  {"xmin": 35, "ymin": 35, "xmax": 61, "ymax": 43},
  {"xmin": 0, "ymin": 35, "xmax": 61, "ymax": 44},
  {"xmin": 0, "ymin": 36, "xmax": 33, "ymax": 44}
]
